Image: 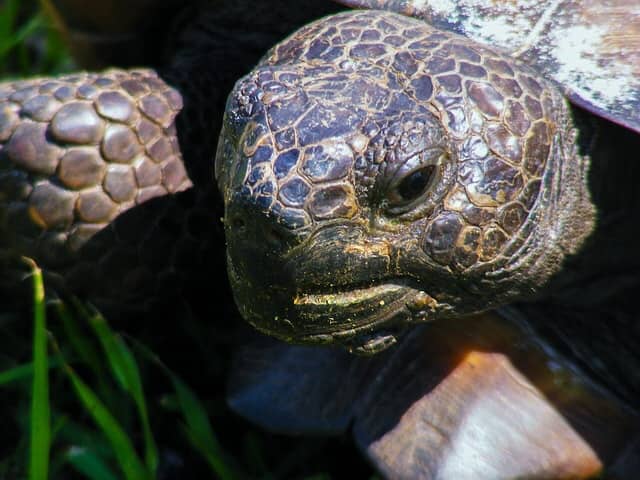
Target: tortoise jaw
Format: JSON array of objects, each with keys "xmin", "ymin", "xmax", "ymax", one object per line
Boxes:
[
  {"xmin": 292, "ymin": 283, "xmax": 408, "ymax": 311},
  {"xmin": 294, "ymin": 283, "xmax": 446, "ymax": 354},
  {"xmin": 230, "ymin": 268, "xmax": 446, "ymax": 354},
  {"xmin": 294, "ymin": 284, "xmax": 446, "ymax": 354}
]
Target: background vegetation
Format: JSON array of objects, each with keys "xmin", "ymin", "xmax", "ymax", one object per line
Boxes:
[{"xmin": 0, "ymin": 1, "xmax": 376, "ymax": 478}]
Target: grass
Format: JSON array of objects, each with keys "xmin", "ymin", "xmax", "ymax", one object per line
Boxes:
[
  {"xmin": 28, "ymin": 260, "xmax": 49, "ymax": 480},
  {"xmin": 21, "ymin": 267, "xmax": 243, "ymax": 480},
  {"xmin": 0, "ymin": 0, "xmax": 73, "ymax": 78},
  {"xmin": 6, "ymin": 261, "xmax": 374, "ymax": 479},
  {"xmin": 0, "ymin": 3, "xmax": 379, "ymax": 479}
]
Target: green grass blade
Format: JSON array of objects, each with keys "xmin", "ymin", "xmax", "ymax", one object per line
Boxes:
[
  {"xmin": 84, "ymin": 306, "xmax": 158, "ymax": 475},
  {"xmin": 0, "ymin": 357, "xmax": 61, "ymax": 385},
  {"xmin": 0, "ymin": 14, "xmax": 43, "ymax": 59},
  {"xmin": 132, "ymin": 340, "xmax": 239, "ymax": 480},
  {"xmin": 55, "ymin": 302, "xmax": 115, "ymax": 405},
  {"xmin": 0, "ymin": 0, "xmax": 19, "ymax": 41},
  {"xmin": 52, "ymin": 340, "xmax": 151, "ymax": 480},
  {"xmin": 0, "ymin": 362, "xmax": 36, "ymax": 385},
  {"xmin": 27, "ymin": 260, "xmax": 50, "ymax": 480},
  {"xmin": 54, "ymin": 417, "xmax": 113, "ymax": 460},
  {"xmin": 176, "ymin": 382, "xmax": 235, "ymax": 480},
  {"xmin": 65, "ymin": 446, "xmax": 119, "ymax": 480},
  {"xmin": 55, "ymin": 302, "xmax": 105, "ymax": 378}
]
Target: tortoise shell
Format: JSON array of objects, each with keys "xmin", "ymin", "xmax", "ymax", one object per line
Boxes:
[{"xmin": 337, "ymin": 0, "xmax": 640, "ymax": 134}]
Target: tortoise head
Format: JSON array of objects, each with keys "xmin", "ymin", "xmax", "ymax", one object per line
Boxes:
[{"xmin": 215, "ymin": 10, "xmax": 595, "ymax": 354}]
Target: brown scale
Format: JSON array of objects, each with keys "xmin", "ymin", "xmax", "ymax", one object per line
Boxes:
[
  {"xmin": 0, "ymin": 70, "xmax": 190, "ymax": 270},
  {"xmin": 265, "ymin": 9, "xmax": 565, "ymax": 270}
]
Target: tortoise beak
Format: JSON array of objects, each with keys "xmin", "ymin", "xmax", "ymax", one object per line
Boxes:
[{"xmin": 223, "ymin": 197, "xmax": 445, "ymax": 352}]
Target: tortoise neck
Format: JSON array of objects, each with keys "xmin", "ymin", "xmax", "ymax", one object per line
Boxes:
[
  {"xmin": 522, "ymin": 107, "xmax": 640, "ymax": 404},
  {"xmin": 499, "ymin": 98, "xmax": 597, "ymax": 303},
  {"xmin": 543, "ymin": 107, "xmax": 640, "ymax": 304}
]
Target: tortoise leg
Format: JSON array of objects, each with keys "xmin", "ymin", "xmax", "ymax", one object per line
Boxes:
[
  {"xmin": 227, "ymin": 328, "xmax": 371, "ymax": 435},
  {"xmin": 228, "ymin": 313, "xmax": 639, "ymax": 479},
  {"xmin": 0, "ymin": 70, "xmax": 196, "ymax": 307},
  {"xmin": 354, "ymin": 313, "xmax": 639, "ymax": 479}
]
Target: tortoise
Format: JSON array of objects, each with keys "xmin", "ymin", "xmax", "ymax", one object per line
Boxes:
[{"xmin": 1, "ymin": 0, "xmax": 639, "ymax": 478}]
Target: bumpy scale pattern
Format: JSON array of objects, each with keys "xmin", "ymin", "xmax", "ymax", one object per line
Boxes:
[
  {"xmin": 0, "ymin": 70, "xmax": 190, "ymax": 270},
  {"xmin": 225, "ymin": 10, "xmax": 566, "ymax": 270}
]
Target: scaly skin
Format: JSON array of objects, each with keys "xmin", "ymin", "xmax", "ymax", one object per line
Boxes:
[
  {"xmin": 0, "ymin": 71, "xmax": 188, "ymax": 278},
  {"xmin": 0, "ymin": 71, "xmax": 200, "ymax": 304},
  {"xmin": 0, "ymin": 1, "xmax": 340, "ymax": 309},
  {"xmin": 217, "ymin": 10, "xmax": 596, "ymax": 353}
]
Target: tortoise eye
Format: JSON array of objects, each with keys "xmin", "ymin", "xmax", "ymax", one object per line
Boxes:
[
  {"xmin": 396, "ymin": 165, "xmax": 436, "ymax": 202},
  {"xmin": 383, "ymin": 149, "xmax": 447, "ymax": 217}
]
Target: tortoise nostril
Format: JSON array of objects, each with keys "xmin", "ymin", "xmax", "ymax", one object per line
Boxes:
[
  {"xmin": 264, "ymin": 225, "xmax": 287, "ymax": 248},
  {"xmin": 226, "ymin": 214, "xmax": 291, "ymax": 250},
  {"xmin": 228, "ymin": 216, "xmax": 246, "ymax": 232}
]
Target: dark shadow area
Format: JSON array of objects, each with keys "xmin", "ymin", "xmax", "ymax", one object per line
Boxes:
[{"xmin": 523, "ymin": 105, "xmax": 640, "ymax": 406}]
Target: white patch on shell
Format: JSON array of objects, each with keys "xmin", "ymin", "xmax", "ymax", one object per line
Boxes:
[
  {"xmin": 424, "ymin": 0, "xmax": 547, "ymax": 48},
  {"xmin": 545, "ymin": 24, "xmax": 635, "ymax": 105},
  {"xmin": 465, "ymin": 15, "xmax": 533, "ymax": 47},
  {"xmin": 421, "ymin": 0, "xmax": 456, "ymax": 16},
  {"xmin": 407, "ymin": 1, "xmax": 640, "ymax": 129}
]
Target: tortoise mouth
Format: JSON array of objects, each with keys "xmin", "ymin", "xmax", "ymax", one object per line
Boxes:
[
  {"xmin": 228, "ymin": 258, "xmax": 441, "ymax": 352},
  {"xmin": 292, "ymin": 284, "xmax": 417, "ymax": 354},
  {"xmin": 292, "ymin": 282, "xmax": 415, "ymax": 337},
  {"xmin": 293, "ymin": 282, "xmax": 408, "ymax": 312}
]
